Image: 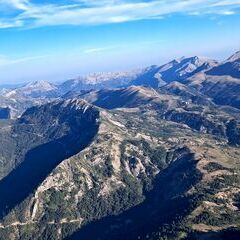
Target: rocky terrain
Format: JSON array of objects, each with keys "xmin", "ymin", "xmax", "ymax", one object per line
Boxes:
[
  {"xmin": 0, "ymin": 89, "xmax": 53, "ymax": 119},
  {"xmin": 0, "ymin": 50, "xmax": 239, "ymax": 240}
]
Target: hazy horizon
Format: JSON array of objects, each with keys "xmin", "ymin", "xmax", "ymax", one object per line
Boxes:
[
  {"xmin": 0, "ymin": 0, "xmax": 240, "ymax": 84},
  {"xmin": 0, "ymin": 49, "xmax": 239, "ymax": 87}
]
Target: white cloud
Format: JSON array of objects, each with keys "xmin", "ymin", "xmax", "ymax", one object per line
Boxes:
[
  {"xmin": 221, "ymin": 10, "xmax": 236, "ymax": 14},
  {"xmin": 0, "ymin": 20, "xmax": 22, "ymax": 28},
  {"xmin": 1, "ymin": 0, "xmax": 30, "ymax": 10},
  {"xmin": 0, "ymin": 0, "xmax": 239, "ymax": 28}
]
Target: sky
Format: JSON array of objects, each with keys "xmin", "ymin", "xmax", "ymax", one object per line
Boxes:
[{"xmin": 0, "ymin": 0, "xmax": 240, "ymax": 84}]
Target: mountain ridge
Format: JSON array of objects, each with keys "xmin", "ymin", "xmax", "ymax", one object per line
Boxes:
[
  {"xmin": 0, "ymin": 49, "xmax": 239, "ymax": 240},
  {"xmin": 2, "ymin": 51, "xmax": 238, "ymax": 102}
]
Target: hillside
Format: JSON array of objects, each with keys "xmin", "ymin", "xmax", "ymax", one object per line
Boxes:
[
  {"xmin": 207, "ymin": 51, "xmax": 240, "ymax": 79},
  {"xmin": 0, "ymin": 87, "xmax": 239, "ymax": 239},
  {"xmin": 186, "ymin": 74, "xmax": 240, "ymax": 109},
  {"xmin": 0, "ymin": 99, "xmax": 100, "ymax": 219},
  {"xmin": 0, "ymin": 50, "xmax": 239, "ymax": 240}
]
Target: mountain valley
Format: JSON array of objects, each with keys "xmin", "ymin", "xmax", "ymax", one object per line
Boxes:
[{"xmin": 0, "ymin": 51, "xmax": 239, "ymax": 240}]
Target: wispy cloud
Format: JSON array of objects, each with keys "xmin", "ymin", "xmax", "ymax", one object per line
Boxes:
[
  {"xmin": 0, "ymin": 54, "xmax": 50, "ymax": 66},
  {"xmin": 83, "ymin": 46, "xmax": 116, "ymax": 54},
  {"xmin": 221, "ymin": 10, "xmax": 236, "ymax": 15},
  {"xmin": 0, "ymin": 0, "xmax": 239, "ymax": 28}
]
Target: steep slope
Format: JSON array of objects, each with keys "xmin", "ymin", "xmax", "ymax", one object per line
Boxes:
[
  {"xmin": 68, "ymin": 142, "xmax": 240, "ymax": 240},
  {"xmin": 69, "ymin": 86, "xmax": 161, "ymax": 109},
  {"xmin": 132, "ymin": 56, "xmax": 218, "ymax": 87},
  {"xmin": 157, "ymin": 56, "xmax": 218, "ymax": 82},
  {"xmin": 0, "ymin": 51, "xmax": 239, "ymax": 240},
  {"xmin": 159, "ymin": 81, "xmax": 213, "ymax": 106},
  {"xmin": 0, "ymin": 99, "xmax": 100, "ymax": 219},
  {"xmin": 181, "ymin": 51, "xmax": 240, "ymax": 110},
  {"xmin": 187, "ymin": 73, "xmax": 240, "ymax": 109},
  {"xmin": 207, "ymin": 51, "xmax": 240, "ymax": 78},
  {"xmin": 67, "ymin": 86, "xmax": 240, "ymax": 146},
  {"xmin": 0, "ymin": 105, "xmax": 239, "ymax": 240},
  {"xmin": 0, "ymin": 119, "xmax": 15, "ymax": 179}
]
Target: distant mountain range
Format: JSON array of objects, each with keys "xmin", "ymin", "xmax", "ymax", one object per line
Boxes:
[
  {"xmin": 1, "ymin": 50, "xmax": 240, "ymax": 118},
  {"xmin": 0, "ymin": 50, "xmax": 240, "ymax": 240}
]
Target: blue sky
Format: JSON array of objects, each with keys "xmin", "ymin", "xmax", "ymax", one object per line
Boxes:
[{"xmin": 0, "ymin": 0, "xmax": 240, "ymax": 84}]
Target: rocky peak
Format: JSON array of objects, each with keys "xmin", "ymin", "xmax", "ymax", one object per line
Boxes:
[
  {"xmin": 226, "ymin": 50, "xmax": 240, "ymax": 62},
  {"xmin": 23, "ymin": 80, "xmax": 56, "ymax": 90}
]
